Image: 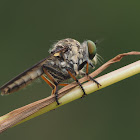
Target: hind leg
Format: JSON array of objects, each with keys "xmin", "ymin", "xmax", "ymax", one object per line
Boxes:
[{"xmin": 42, "ymin": 67, "xmax": 61, "ymax": 105}]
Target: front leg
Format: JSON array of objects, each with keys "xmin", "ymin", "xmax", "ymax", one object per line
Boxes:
[
  {"xmin": 66, "ymin": 68, "xmax": 87, "ymax": 97},
  {"xmin": 86, "ymin": 62, "xmax": 101, "ymax": 88}
]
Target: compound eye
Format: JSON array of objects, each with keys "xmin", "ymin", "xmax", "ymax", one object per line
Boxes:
[{"xmin": 87, "ymin": 40, "xmax": 96, "ymax": 59}]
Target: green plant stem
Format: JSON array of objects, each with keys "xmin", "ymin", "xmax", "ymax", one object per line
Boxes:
[{"xmin": 0, "ymin": 60, "xmax": 140, "ymax": 131}]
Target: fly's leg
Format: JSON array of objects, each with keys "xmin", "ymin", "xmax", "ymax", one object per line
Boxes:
[
  {"xmin": 42, "ymin": 67, "xmax": 60, "ymax": 105},
  {"xmin": 59, "ymin": 83, "xmax": 69, "ymax": 86},
  {"xmin": 41, "ymin": 75, "xmax": 55, "ymax": 91},
  {"xmin": 53, "ymin": 83, "xmax": 60, "ymax": 105},
  {"xmin": 43, "ymin": 67, "xmax": 58, "ymax": 86},
  {"xmin": 86, "ymin": 62, "xmax": 101, "ymax": 88},
  {"xmin": 67, "ymin": 69, "xmax": 87, "ymax": 97},
  {"xmin": 41, "ymin": 75, "xmax": 60, "ymax": 105}
]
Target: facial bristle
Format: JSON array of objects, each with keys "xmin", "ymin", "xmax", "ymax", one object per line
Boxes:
[{"xmin": 96, "ymin": 53, "xmax": 104, "ymax": 65}]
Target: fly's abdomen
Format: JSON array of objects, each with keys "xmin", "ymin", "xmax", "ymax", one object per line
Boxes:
[{"xmin": 0, "ymin": 68, "xmax": 43, "ymax": 95}]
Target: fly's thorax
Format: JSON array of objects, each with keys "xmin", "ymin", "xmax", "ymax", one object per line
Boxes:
[
  {"xmin": 62, "ymin": 39, "xmax": 89, "ymax": 71},
  {"xmin": 49, "ymin": 39, "xmax": 80, "ymax": 69},
  {"xmin": 49, "ymin": 38, "xmax": 80, "ymax": 54}
]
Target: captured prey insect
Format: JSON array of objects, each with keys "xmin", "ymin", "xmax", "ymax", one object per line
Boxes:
[{"xmin": 0, "ymin": 38, "xmax": 101, "ymax": 105}]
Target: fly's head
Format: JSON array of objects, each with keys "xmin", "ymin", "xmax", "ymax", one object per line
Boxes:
[
  {"xmin": 81, "ymin": 40, "xmax": 98, "ymax": 67},
  {"xmin": 87, "ymin": 40, "xmax": 97, "ymax": 60}
]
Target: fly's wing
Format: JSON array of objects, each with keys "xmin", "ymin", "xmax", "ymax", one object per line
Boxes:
[
  {"xmin": 0, "ymin": 47, "xmax": 68, "ymax": 95},
  {"xmin": 0, "ymin": 58, "xmax": 47, "ymax": 95}
]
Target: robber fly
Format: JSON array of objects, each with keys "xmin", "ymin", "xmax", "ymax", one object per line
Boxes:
[{"xmin": 0, "ymin": 38, "xmax": 101, "ymax": 105}]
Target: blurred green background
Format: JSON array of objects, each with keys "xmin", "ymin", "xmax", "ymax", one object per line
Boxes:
[{"xmin": 0, "ymin": 0, "xmax": 140, "ymax": 139}]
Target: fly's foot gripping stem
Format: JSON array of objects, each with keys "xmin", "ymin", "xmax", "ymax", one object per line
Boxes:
[
  {"xmin": 81, "ymin": 93, "xmax": 87, "ymax": 98},
  {"xmin": 88, "ymin": 75, "xmax": 102, "ymax": 88},
  {"xmin": 54, "ymin": 90, "xmax": 60, "ymax": 105}
]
